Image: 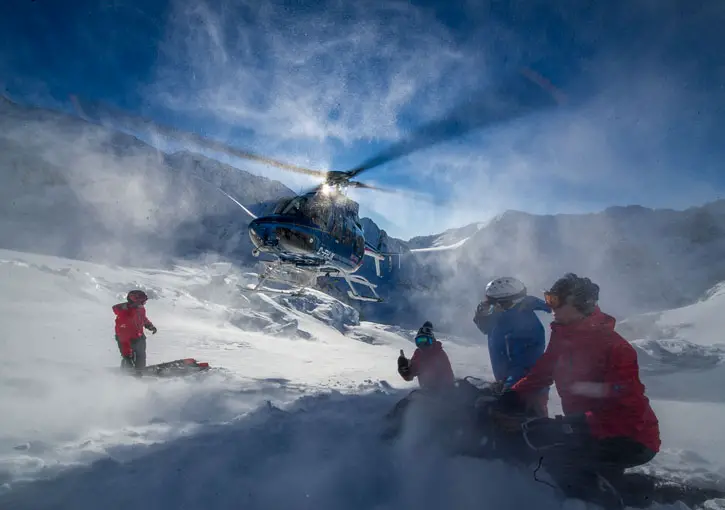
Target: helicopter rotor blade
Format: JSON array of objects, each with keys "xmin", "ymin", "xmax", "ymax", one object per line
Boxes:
[
  {"xmin": 342, "ymin": 67, "xmax": 566, "ymax": 180},
  {"xmin": 188, "ymin": 174, "xmax": 258, "ymax": 219},
  {"xmin": 68, "ymin": 95, "xmax": 330, "ymax": 180},
  {"xmin": 348, "ymin": 181, "xmax": 437, "ymax": 203},
  {"xmin": 348, "ymin": 181, "xmax": 397, "ymax": 193},
  {"xmin": 65, "ymin": 65, "xmax": 564, "ymax": 191}
]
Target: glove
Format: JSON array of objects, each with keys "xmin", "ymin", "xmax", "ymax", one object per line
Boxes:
[
  {"xmin": 146, "ymin": 324, "xmax": 158, "ymax": 334},
  {"xmin": 473, "ymin": 300, "xmax": 493, "ymax": 321},
  {"xmin": 397, "ymin": 349, "xmax": 410, "ymax": 375},
  {"xmin": 397, "ymin": 349, "xmax": 408, "ymax": 369}
]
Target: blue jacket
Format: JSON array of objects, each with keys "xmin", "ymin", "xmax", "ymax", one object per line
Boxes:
[{"xmin": 473, "ymin": 296, "xmax": 551, "ymax": 389}]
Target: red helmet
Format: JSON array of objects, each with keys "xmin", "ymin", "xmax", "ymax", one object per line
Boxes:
[{"xmin": 127, "ymin": 290, "xmax": 148, "ymax": 305}]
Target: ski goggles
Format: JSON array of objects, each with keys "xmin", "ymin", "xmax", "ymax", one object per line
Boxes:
[
  {"xmin": 543, "ymin": 291, "xmax": 564, "ymax": 309},
  {"xmin": 415, "ymin": 335, "xmax": 434, "ymax": 347}
]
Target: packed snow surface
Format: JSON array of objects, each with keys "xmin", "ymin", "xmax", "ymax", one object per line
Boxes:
[{"xmin": 1, "ymin": 248, "xmax": 724, "ymax": 510}]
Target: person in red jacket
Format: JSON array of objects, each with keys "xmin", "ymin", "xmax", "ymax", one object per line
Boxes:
[
  {"xmin": 382, "ymin": 321, "xmax": 455, "ymax": 440},
  {"xmin": 398, "ymin": 321, "xmax": 455, "ymax": 391},
  {"xmin": 113, "ymin": 290, "xmax": 157, "ymax": 371},
  {"xmin": 494, "ymin": 273, "xmax": 660, "ymax": 507}
]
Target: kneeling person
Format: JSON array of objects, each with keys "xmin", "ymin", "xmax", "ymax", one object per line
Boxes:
[
  {"xmin": 473, "ymin": 276, "xmax": 551, "ymax": 416},
  {"xmin": 398, "ymin": 321, "xmax": 455, "ymax": 391},
  {"xmin": 497, "ymin": 274, "xmax": 660, "ymax": 507},
  {"xmin": 383, "ymin": 322, "xmax": 455, "ymax": 438}
]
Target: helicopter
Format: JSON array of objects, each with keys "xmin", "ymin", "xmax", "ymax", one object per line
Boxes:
[
  {"xmin": 246, "ymin": 184, "xmax": 393, "ymax": 302},
  {"xmin": 64, "ymin": 66, "xmax": 565, "ymax": 302}
]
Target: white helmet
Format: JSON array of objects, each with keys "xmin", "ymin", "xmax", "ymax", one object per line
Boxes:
[{"xmin": 485, "ymin": 276, "xmax": 527, "ymax": 302}]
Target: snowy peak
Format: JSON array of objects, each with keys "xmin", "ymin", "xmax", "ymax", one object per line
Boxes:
[
  {"xmin": 406, "ymin": 221, "xmax": 484, "ymax": 250},
  {"xmin": 631, "ymin": 338, "xmax": 723, "ymax": 374}
]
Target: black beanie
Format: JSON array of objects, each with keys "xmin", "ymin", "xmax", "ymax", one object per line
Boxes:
[{"xmin": 417, "ymin": 321, "xmax": 435, "ymax": 339}]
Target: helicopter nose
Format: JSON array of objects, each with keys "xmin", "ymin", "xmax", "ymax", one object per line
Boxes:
[{"xmin": 248, "ymin": 220, "xmax": 278, "ymax": 251}]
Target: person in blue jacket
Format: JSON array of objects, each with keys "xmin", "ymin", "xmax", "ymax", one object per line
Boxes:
[{"xmin": 473, "ymin": 276, "xmax": 551, "ymax": 416}]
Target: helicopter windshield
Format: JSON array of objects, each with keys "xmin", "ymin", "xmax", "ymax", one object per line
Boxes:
[
  {"xmin": 277, "ymin": 195, "xmax": 331, "ymax": 229},
  {"xmin": 273, "ymin": 197, "xmax": 295, "ymax": 215}
]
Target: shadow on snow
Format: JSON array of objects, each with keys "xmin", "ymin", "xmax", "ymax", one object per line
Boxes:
[{"xmin": 0, "ymin": 389, "xmax": 563, "ymax": 510}]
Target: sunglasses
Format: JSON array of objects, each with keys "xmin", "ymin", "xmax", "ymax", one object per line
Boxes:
[{"xmin": 415, "ymin": 335, "xmax": 434, "ymax": 347}]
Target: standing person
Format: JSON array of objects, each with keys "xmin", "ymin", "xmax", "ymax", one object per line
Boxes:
[
  {"xmin": 113, "ymin": 290, "xmax": 157, "ymax": 371},
  {"xmin": 473, "ymin": 276, "xmax": 551, "ymax": 416},
  {"xmin": 495, "ymin": 273, "xmax": 660, "ymax": 509}
]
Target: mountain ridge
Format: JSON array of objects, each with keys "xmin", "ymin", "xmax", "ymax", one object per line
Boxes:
[{"xmin": 4, "ymin": 97, "xmax": 725, "ymax": 332}]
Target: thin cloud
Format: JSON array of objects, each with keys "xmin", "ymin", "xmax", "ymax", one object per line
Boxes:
[{"xmin": 141, "ymin": 0, "xmax": 723, "ymax": 240}]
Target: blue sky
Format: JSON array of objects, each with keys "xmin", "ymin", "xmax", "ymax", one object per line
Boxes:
[{"xmin": 2, "ymin": 0, "xmax": 724, "ymax": 239}]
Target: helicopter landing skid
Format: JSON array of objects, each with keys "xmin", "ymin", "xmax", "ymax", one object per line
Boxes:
[
  {"xmin": 239, "ymin": 261, "xmax": 317, "ymax": 298},
  {"xmin": 322, "ymin": 270, "xmax": 383, "ymax": 303},
  {"xmin": 242, "ymin": 283, "xmax": 307, "ymax": 297}
]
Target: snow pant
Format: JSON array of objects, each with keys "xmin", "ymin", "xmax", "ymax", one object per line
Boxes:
[
  {"xmin": 526, "ymin": 421, "xmax": 656, "ymax": 506},
  {"xmin": 116, "ymin": 335, "xmax": 147, "ymax": 370}
]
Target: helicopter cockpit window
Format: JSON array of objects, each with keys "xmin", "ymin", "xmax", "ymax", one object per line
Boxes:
[
  {"xmin": 280, "ymin": 196, "xmax": 306, "ymax": 216},
  {"xmin": 355, "ymin": 230, "xmax": 364, "ymax": 254},
  {"xmin": 341, "ymin": 215, "xmax": 357, "ymax": 246},
  {"xmin": 273, "ymin": 197, "xmax": 295, "ymax": 215},
  {"xmin": 307, "ymin": 198, "xmax": 332, "ymax": 229},
  {"xmin": 330, "ymin": 209, "xmax": 345, "ymax": 241}
]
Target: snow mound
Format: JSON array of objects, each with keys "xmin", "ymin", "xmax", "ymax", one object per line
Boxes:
[
  {"xmin": 618, "ymin": 279, "xmax": 725, "ymax": 350},
  {"xmin": 183, "ymin": 264, "xmax": 360, "ymax": 337},
  {"xmin": 4, "ymin": 389, "xmax": 723, "ymax": 510},
  {"xmin": 273, "ymin": 291, "xmax": 360, "ymax": 333},
  {"xmin": 632, "ymin": 338, "xmax": 724, "ymax": 374}
]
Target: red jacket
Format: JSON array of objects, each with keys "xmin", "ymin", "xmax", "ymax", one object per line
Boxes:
[
  {"xmin": 511, "ymin": 308, "xmax": 661, "ymax": 453},
  {"xmin": 113, "ymin": 302, "xmax": 154, "ymax": 355},
  {"xmin": 400, "ymin": 341, "xmax": 455, "ymax": 391}
]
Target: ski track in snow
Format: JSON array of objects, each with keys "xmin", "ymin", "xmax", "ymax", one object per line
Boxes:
[{"xmin": 0, "ymin": 248, "xmax": 724, "ymax": 509}]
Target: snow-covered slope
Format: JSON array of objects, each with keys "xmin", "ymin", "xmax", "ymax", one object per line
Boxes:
[
  {"xmin": 0, "ymin": 248, "xmax": 485, "ymax": 491},
  {"xmin": 1, "ymin": 247, "xmax": 724, "ymax": 510},
  {"xmin": 614, "ymin": 281, "xmax": 725, "ymax": 403}
]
